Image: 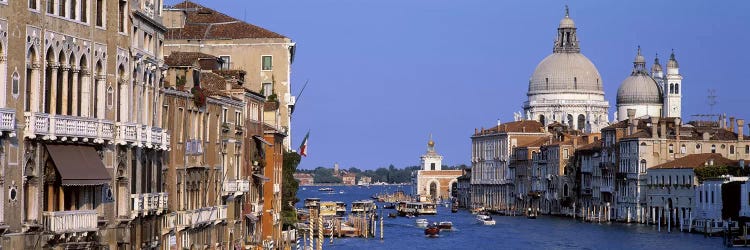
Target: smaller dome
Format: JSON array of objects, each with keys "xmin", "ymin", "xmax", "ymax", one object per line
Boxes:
[
  {"xmin": 667, "ymin": 51, "xmax": 679, "ymax": 69},
  {"xmin": 617, "ymin": 75, "xmax": 662, "ymax": 105},
  {"xmin": 559, "ymin": 17, "xmax": 575, "ymax": 29},
  {"xmin": 634, "ymin": 52, "xmax": 645, "ymax": 64},
  {"xmin": 651, "ymin": 56, "xmax": 663, "ymax": 73}
]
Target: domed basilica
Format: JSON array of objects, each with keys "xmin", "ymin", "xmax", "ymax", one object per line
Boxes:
[
  {"xmin": 524, "ymin": 7, "xmax": 610, "ymax": 133},
  {"xmin": 523, "ymin": 7, "xmax": 683, "ymax": 132}
]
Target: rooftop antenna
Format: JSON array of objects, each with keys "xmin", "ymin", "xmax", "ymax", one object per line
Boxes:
[{"xmin": 707, "ymin": 89, "xmax": 717, "ymax": 114}]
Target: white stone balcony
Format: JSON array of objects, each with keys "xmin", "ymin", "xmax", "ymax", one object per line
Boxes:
[
  {"xmin": 116, "ymin": 123, "xmax": 170, "ymax": 150},
  {"xmin": 24, "ymin": 112, "xmax": 114, "ymax": 143},
  {"xmin": 42, "ymin": 210, "xmax": 98, "ymax": 234},
  {"xmin": 223, "ymin": 179, "xmax": 250, "ymax": 196},
  {"xmin": 0, "ymin": 108, "xmax": 15, "ymax": 137},
  {"xmin": 192, "ymin": 206, "xmax": 218, "ymax": 225},
  {"xmin": 175, "ymin": 211, "xmax": 192, "ymax": 229},
  {"xmin": 218, "ymin": 205, "xmax": 228, "ymax": 221},
  {"xmin": 131, "ymin": 192, "xmax": 168, "ymax": 218}
]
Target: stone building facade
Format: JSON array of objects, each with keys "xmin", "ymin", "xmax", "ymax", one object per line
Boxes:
[
  {"xmin": 162, "ymin": 1, "xmax": 296, "ymax": 149},
  {"xmin": 0, "ymin": 0, "xmax": 173, "ymax": 249},
  {"xmin": 414, "ymin": 137, "xmax": 461, "ymax": 202},
  {"xmin": 470, "ymin": 121, "xmax": 547, "ymax": 211}
]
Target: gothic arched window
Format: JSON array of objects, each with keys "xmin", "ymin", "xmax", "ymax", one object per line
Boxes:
[{"xmin": 675, "ymin": 83, "xmax": 679, "ymax": 94}]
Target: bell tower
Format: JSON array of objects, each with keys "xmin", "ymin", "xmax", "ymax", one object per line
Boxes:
[{"xmin": 664, "ymin": 50, "xmax": 682, "ymax": 118}]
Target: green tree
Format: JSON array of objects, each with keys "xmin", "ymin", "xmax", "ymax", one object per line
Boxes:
[{"xmin": 282, "ymin": 151, "xmax": 301, "ymax": 229}]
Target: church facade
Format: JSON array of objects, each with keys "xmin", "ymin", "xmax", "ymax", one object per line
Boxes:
[{"xmin": 414, "ymin": 137, "xmax": 462, "ymax": 202}]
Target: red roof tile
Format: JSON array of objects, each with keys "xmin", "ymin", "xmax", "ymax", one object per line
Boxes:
[
  {"xmin": 652, "ymin": 153, "xmax": 739, "ymax": 169},
  {"xmin": 167, "ymin": 1, "xmax": 286, "ymax": 40}
]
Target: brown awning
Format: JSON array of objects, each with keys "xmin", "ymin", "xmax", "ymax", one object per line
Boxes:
[{"xmin": 46, "ymin": 144, "xmax": 111, "ymax": 186}]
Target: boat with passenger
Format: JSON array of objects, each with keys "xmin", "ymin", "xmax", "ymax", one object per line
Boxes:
[
  {"xmin": 438, "ymin": 221, "xmax": 453, "ymax": 230},
  {"xmin": 318, "ymin": 187, "xmax": 335, "ymax": 192},
  {"xmin": 351, "ymin": 200, "xmax": 376, "ymax": 214},
  {"xmin": 424, "ymin": 223, "xmax": 440, "ymax": 237},
  {"xmin": 477, "ymin": 214, "xmax": 496, "ymax": 225},
  {"xmin": 416, "ymin": 218, "xmax": 429, "ymax": 228}
]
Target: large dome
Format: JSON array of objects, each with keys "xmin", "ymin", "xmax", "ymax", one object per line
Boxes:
[
  {"xmin": 528, "ymin": 53, "xmax": 603, "ymax": 94},
  {"xmin": 616, "ymin": 75, "xmax": 662, "ymax": 105}
]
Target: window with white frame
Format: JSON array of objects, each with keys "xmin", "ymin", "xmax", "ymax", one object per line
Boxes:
[
  {"xmin": 220, "ymin": 56, "xmax": 231, "ymax": 70},
  {"xmin": 261, "ymin": 55, "xmax": 272, "ymax": 71},
  {"xmin": 262, "ymin": 82, "xmax": 272, "ymax": 97},
  {"xmin": 47, "ymin": 0, "xmax": 54, "ymax": 14},
  {"xmin": 95, "ymin": 0, "xmax": 104, "ymax": 27},
  {"xmin": 81, "ymin": 0, "xmax": 88, "ymax": 23},
  {"xmin": 28, "ymin": 0, "xmax": 38, "ymax": 9},
  {"xmin": 235, "ymin": 110, "xmax": 241, "ymax": 126},
  {"xmin": 12, "ymin": 71, "xmax": 19, "ymax": 97},
  {"xmin": 118, "ymin": 0, "xmax": 127, "ymax": 32},
  {"xmin": 222, "ymin": 108, "xmax": 228, "ymax": 124}
]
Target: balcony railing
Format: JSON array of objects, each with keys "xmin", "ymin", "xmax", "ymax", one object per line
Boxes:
[
  {"xmin": 192, "ymin": 207, "xmax": 218, "ymax": 225},
  {"xmin": 0, "ymin": 108, "xmax": 15, "ymax": 136},
  {"xmin": 24, "ymin": 112, "xmax": 114, "ymax": 143},
  {"xmin": 115, "ymin": 123, "xmax": 170, "ymax": 150},
  {"xmin": 600, "ymin": 186, "xmax": 614, "ymax": 193},
  {"xmin": 223, "ymin": 180, "xmax": 250, "ymax": 196},
  {"xmin": 42, "ymin": 210, "xmax": 98, "ymax": 234},
  {"xmin": 131, "ymin": 192, "xmax": 169, "ymax": 218},
  {"xmin": 218, "ymin": 205, "xmax": 228, "ymax": 221}
]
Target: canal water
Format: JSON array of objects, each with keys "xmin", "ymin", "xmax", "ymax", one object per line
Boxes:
[{"xmin": 297, "ymin": 185, "xmax": 725, "ymax": 250}]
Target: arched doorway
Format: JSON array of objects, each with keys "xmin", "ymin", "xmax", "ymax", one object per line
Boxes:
[
  {"xmin": 577, "ymin": 114, "xmax": 586, "ymax": 131},
  {"xmin": 429, "ymin": 181, "xmax": 438, "ymax": 201}
]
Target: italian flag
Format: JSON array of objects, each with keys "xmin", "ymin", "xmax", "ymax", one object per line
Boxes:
[{"xmin": 299, "ymin": 131, "xmax": 310, "ymax": 157}]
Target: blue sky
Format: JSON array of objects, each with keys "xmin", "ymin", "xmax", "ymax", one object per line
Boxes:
[{"xmin": 166, "ymin": 0, "xmax": 750, "ymax": 170}]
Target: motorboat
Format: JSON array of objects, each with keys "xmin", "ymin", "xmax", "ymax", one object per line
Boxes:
[
  {"xmin": 383, "ymin": 203, "xmax": 396, "ymax": 209},
  {"xmin": 424, "ymin": 223, "xmax": 440, "ymax": 237},
  {"xmin": 438, "ymin": 221, "xmax": 453, "ymax": 231},
  {"xmin": 319, "ymin": 187, "xmax": 335, "ymax": 193},
  {"xmin": 388, "ymin": 213, "xmax": 397, "ymax": 218},
  {"xmin": 526, "ymin": 208, "xmax": 537, "ymax": 219},
  {"xmin": 451, "ymin": 206, "xmax": 458, "ymax": 213},
  {"xmin": 477, "ymin": 214, "xmax": 496, "ymax": 226},
  {"xmin": 416, "ymin": 218, "xmax": 429, "ymax": 228}
]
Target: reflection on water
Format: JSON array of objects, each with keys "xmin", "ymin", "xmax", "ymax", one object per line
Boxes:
[{"xmin": 297, "ymin": 185, "xmax": 725, "ymax": 250}]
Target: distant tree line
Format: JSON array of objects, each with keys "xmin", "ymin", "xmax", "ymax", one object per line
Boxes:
[{"xmin": 298, "ymin": 164, "xmax": 468, "ymax": 184}]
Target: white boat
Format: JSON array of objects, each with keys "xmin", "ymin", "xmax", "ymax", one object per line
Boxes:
[
  {"xmin": 477, "ymin": 214, "xmax": 496, "ymax": 226},
  {"xmin": 416, "ymin": 218, "xmax": 429, "ymax": 228}
]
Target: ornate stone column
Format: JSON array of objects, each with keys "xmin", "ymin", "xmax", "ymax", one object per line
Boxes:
[
  {"xmin": 61, "ymin": 65, "xmax": 70, "ymax": 115},
  {"xmin": 80, "ymin": 69, "xmax": 91, "ymax": 117},
  {"xmin": 119, "ymin": 79, "xmax": 129, "ymax": 122},
  {"xmin": 49, "ymin": 63, "xmax": 59, "ymax": 114},
  {"xmin": 71, "ymin": 67, "xmax": 80, "ymax": 116},
  {"xmin": 96, "ymin": 75, "xmax": 106, "ymax": 119},
  {"xmin": 0, "ymin": 55, "xmax": 7, "ymax": 107},
  {"xmin": 31, "ymin": 63, "xmax": 42, "ymax": 112}
]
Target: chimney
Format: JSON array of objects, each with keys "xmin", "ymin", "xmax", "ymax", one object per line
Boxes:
[
  {"xmin": 651, "ymin": 117, "xmax": 659, "ymax": 139},
  {"xmin": 497, "ymin": 119, "xmax": 502, "ymax": 127},
  {"xmin": 738, "ymin": 119, "xmax": 745, "ymax": 141},
  {"xmin": 627, "ymin": 109, "xmax": 636, "ymax": 135},
  {"xmin": 730, "ymin": 117, "xmax": 735, "ymax": 132}
]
